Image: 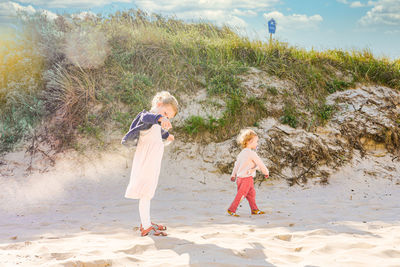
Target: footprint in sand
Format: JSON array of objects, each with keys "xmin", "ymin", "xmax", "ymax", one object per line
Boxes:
[
  {"xmin": 118, "ymin": 244, "xmax": 155, "ymax": 255},
  {"xmin": 63, "ymin": 259, "xmax": 113, "ymax": 266},
  {"xmin": 238, "ymin": 243, "xmax": 269, "ymax": 260},
  {"xmin": 382, "ymin": 249, "xmax": 400, "ymax": 258},
  {"xmin": 316, "ymin": 245, "xmax": 336, "ymax": 253},
  {"xmin": 306, "ymin": 229, "xmax": 336, "ymax": 236},
  {"xmin": 343, "ymin": 242, "xmax": 375, "ymax": 249},
  {"xmin": 50, "ymin": 252, "xmax": 74, "ymax": 260},
  {"xmin": 201, "ymin": 232, "xmax": 221, "ymax": 239},
  {"xmin": 172, "ymin": 216, "xmax": 186, "ymax": 220},
  {"xmin": 1, "ymin": 243, "xmax": 25, "ymax": 250},
  {"xmin": 274, "ymin": 234, "xmax": 292, "ymax": 242},
  {"xmin": 294, "ymin": 247, "xmax": 302, "ymax": 252}
]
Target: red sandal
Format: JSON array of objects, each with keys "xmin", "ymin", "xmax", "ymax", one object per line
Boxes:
[
  {"xmin": 151, "ymin": 222, "xmax": 167, "ymax": 231},
  {"xmin": 140, "ymin": 226, "xmax": 167, "ymax": 236}
]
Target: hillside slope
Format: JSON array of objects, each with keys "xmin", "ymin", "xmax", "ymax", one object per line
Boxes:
[{"xmin": 1, "ymin": 9, "xmax": 399, "ymax": 185}]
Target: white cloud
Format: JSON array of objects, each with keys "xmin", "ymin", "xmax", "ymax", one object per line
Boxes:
[
  {"xmin": 263, "ymin": 11, "xmax": 323, "ymax": 31},
  {"xmin": 169, "ymin": 9, "xmax": 248, "ymax": 29},
  {"xmin": 71, "ymin": 11, "xmax": 97, "ymax": 20},
  {"xmin": 40, "ymin": 9, "xmax": 58, "ymax": 20},
  {"xmin": 12, "ymin": 0, "xmax": 279, "ymax": 9},
  {"xmin": 359, "ymin": 0, "xmax": 400, "ymax": 26},
  {"xmin": 350, "ymin": 1, "xmax": 365, "ymax": 7},
  {"xmin": 337, "ymin": 0, "xmax": 371, "ymax": 7},
  {"xmin": 0, "ymin": 1, "xmax": 57, "ymax": 24},
  {"xmin": 134, "ymin": 0, "xmax": 279, "ymax": 12},
  {"xmin": 3, "ymin": 0, "xmax": 279, "ymax": 31},
  {"xmin": 384, "ymin": 29, "xmax": 400, "ymax": 34},
  {"xmin": 13, "ymin": 0, "xmax": 131, "ymax": 8},
  {"xmin": 0, "ymin": 1, "xmax": 35, "ymax": 20},
  {"xmin": 232, "ymin": 9, "xmax": 257, "ymax": 17},
  {"xmin": 132, "ymin": 0, "xmax": 280, "ymax": 31}
]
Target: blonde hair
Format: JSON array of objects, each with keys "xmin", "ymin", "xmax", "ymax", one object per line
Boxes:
[
  {"xmin": 237, "ymin": 129, "xmax": 257, "ymax": 149},
  {"xmin": 151, "ymin": 91, "xmax": 179, "ymax": 115}
]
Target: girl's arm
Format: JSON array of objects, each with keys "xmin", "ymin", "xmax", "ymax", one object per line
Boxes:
[{"xmin": 251, "ymin": 151, "xmax": 269, "ymax": 176}]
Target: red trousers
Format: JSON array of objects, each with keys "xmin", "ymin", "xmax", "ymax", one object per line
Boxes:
[{"xmin": 228, "ymin": 177, "xmax": 258, "ymax": 213}]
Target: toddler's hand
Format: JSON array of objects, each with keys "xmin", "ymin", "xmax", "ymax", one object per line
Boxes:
[
  {"xmin": 167, "ymin": 134, "xmax": 175, "ymax": 142},
  {"xmin": 159, "ymin": 116, "xmax": 172, "ymax": 130},
  {"xmin": 231, "ymin": 176, "xmax": 236, "ymax": 182},
  {"xmin": 264, "ymin": 173, "xmax": 269, "ymax": 179}
]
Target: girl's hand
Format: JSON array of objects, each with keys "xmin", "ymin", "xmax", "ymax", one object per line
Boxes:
[
  {"xmin": 264, "ymin": 173, "xmax": 269, "ymax": 179},
  {"xmin": 159, "ymin": 116, "xmax": 172, "ymax": 130},
  {"xmin": 231, "ymin": 176, "xmax": 236, "ymax": 182},
  {"xmin": 167, "ymin": 134, "xmax": 175, "ymax": 142}
]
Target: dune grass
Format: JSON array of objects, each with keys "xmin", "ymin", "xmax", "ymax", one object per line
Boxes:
[{"xmin": 0, "ymin": 9, "xmax": 399, "ymax": 153}]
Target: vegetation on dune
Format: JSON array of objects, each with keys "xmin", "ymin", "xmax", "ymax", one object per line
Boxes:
[
  {"xmin": 1, "ymin": 9, "xmax": 399, "ymax": 154},
  {"xmin": 0, "ymin": 26, "xmax": 44, "ymax": 152}
]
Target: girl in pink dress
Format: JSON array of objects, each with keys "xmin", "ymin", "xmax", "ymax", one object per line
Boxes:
[
  {"xmin": 122, "ymin": 91, "xmax": 178, "ymax": 236},
  {"xmin": 228, "ymin": 129, "xmax": 269, "ymax": 217}
]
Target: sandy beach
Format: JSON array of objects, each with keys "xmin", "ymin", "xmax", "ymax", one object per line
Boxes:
[{"xmin": 0, "ymin": 145, "xmax": 399, "ymax": 267}]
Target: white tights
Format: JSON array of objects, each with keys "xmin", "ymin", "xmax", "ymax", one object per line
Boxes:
[{"xmin": 139, "ymin": 198, "xmax": 151, "ymax": 229}]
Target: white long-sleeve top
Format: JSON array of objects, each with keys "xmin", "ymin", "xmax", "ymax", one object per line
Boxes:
[{"xmin": 231, "ymin": 148, "xmax": 269, "ymax": 178}]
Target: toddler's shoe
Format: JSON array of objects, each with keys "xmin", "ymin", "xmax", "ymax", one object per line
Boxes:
[
  {"xmin": 227, "ymin": 209, "xmax": 239, "ymax": 217},
  {"xmin": 251, "ymin": 209, "xmax": 265, "ymax": 215}
]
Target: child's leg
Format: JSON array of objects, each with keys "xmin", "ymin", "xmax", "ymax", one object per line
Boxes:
[
  {"xmin": 139, "ymin": 197, "xmax": 151, "ymax": 229},
  {"xmin": 246, "ymin": 183, "xmax": 258, "ymax": 211},
  {"xmin": 228, "ymin": 177, "xmax": 252, "ymax": 213}
]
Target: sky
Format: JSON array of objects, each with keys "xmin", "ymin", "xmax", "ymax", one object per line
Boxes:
[{"xmin": 1, "ymin": 0, "xmax": 400, "ymax": 59}]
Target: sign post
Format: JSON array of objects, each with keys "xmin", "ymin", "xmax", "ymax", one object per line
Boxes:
[{"xmin": 268, "ymin": 18, "xmax": 276, "ymax": 45}]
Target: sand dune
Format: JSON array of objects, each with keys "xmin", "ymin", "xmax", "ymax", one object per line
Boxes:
[{"xmin": 1, "ymin": 147, "xmax": 400, "ymax": 267}]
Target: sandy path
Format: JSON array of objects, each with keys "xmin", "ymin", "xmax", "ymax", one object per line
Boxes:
[{"xmin": 1, "ymin": 149, "xmax": 400, "ymax": 267}]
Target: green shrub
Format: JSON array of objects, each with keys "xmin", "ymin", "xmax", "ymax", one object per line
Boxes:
[
  {"xmin": 205, "ymin": 62, "xmax": 246, "ymax": 96},
  {"xmin": 316, "ymin": 104, "xmax": 335, "ymax": 123},
  {"xmin": 326, "ymin": 79, "xmax": 351, "ymax": 94},
  {"xmin": 116, "ymin": 72, "xmax": 153, "ymax": 105},
  {"xmin": 184, "ymin": 116, "xmax": 206, "ymax": 134},
  {"xmin": 266, "ymin": 86, "xmax": 279, "ymax": 95},
  {"xmin": 281, "ymin": 104, "xmax": 298, "ymax": 128},
  {"xmin": 112, "ymin": 111, "xmax": 131, "ymax": 129}
]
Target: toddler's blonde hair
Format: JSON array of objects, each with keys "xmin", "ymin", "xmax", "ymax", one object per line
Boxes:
[
  {"xmin": 237, "ymin": 128, "xmax": 257, "ymax": 149},
  {"xmin": 151, "ymin": 91, "xmax": 179, "ymax": 115}
]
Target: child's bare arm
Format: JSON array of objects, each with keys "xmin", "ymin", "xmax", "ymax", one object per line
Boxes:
[
  {"xmin": 251, "ymin": 152, "xmax": 269, "ymax": 177},
  {"xmin": 231, "ymin": 161, "xmax": 239, "ymax": 182}
]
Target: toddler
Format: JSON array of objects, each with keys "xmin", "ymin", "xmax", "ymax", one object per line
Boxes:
[{"xmin": 227, "ymin": 129, "xmax": 269, "ymax": 217}]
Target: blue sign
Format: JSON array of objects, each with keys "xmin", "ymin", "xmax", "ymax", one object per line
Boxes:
[{"xmin": 268, "ymin": 18, "xmax": 276, "ymax": 34}]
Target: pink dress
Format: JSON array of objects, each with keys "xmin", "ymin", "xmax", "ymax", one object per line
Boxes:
[{"xmin": 125, "ymin": 124, "xmax": 164, "ymax": 199}]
